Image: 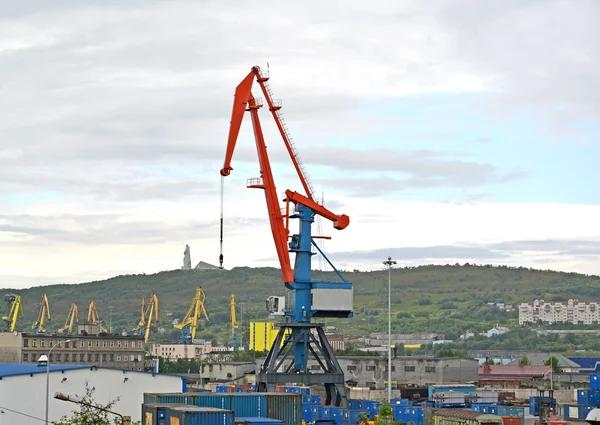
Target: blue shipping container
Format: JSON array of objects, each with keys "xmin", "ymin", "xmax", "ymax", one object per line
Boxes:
[
  {"xmin": 303, "ymin": 403, "xmax": 314, "ymax": 422},
  {"xmin": 564, "ymin": 404, "xmax": 595, "ymax": 421},
  {"xmin": 428, "ymin": 384, "xmax": 476, "ymax": 399},
  {"xmin": 163, "ymin": 406, "xmax": 234, "ymax": 425},
  {"xmin": 348, "ymin": 400, "xmax": 361, "ymax": 410},
  {"xmin": 328, "ymin": 407, "xmax": 346, "ymax": 425},
  {"xmin": 592, "ymin": 374, "xmax": 600, "ymax": 389},
  {"xmin": 235, "ymin": 418, "xmax": 284, "ymax": 425},
  {"xmin": 217, "ymin": 386, "xmax": 232, "ymax": 393},
  {"xmin": 304, "ymin": 395, "xmax": 323, "ymax": 405},
  {"xmin": 578, "ymin": 391, "xmax": 590, "ymax": 405},
  {"xmin": 362, "ymin": 400, "xmax": 381, "ymax": 418},
  {"xmin": 345, "ymin": 409, "xmax": 369, "ymax": 425},
  {"xmin": 230, "ymin": 394, "xmax": 267, "ymax": 417},
  {"xmin": 144, "ymin": 393, "xmax": 195, "ymax": 405},
  {"xmin": 497, "ymin": 406, "xmax": 524, "ymax": 418}
]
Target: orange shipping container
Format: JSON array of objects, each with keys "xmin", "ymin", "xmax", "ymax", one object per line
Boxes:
[{"xmin": 502, "ymin": 416, "xmax": 523, "ymax": 425}]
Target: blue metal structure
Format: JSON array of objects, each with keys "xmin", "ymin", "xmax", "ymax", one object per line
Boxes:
[{"xmin": 220, "ymin": 66, "xmax": 353, "ymax": 407}]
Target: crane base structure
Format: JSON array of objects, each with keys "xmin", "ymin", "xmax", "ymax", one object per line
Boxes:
[{"xmin": 256, "ymin": 322, "xmax": 347, "ymax": 406}]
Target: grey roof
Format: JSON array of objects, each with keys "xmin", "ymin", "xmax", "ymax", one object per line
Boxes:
[
  {"xmin": 507, "ymin": 352, "xmax": 580, "ymax": 368},
  {"xmin": 194, "ymin": 261, "xmax": 220, "ymax": 270}
]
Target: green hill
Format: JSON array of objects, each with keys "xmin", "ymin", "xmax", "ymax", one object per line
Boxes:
[{"xmin": 2, "ymin": 264, "xmax": 600, "ymax": 346}]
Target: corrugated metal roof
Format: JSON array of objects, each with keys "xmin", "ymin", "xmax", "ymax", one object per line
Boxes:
[
  {"xmin": 0, "ymin": 363, "xmax": 88, "ymax": 378},
  {"xmin": 479, "ymin": 364, "xmax": 551, "ymax": 377},
  {"xmin": 435, "ymin": 409, "xmax": 501, "ymax": 420},
  {"xmin": 167, "ymin": 406, "xmax": 232, "ymax": 413}
]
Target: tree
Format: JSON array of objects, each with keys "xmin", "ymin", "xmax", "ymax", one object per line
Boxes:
[
  {"xmin": 53, "ymin": 381, "xmax": 139, "ymax": 425},
  {"xmin": 544, "ymin": 356, "xmax": 561, "ymax": 373},
  {"xmin": 519, "ymin": 356, "xmax": 531, "ymax": 365}
]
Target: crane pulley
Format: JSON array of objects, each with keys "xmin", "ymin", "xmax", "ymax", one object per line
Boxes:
[
  {"xmin": 174, "ymin": 287, "xmax": 209, "ymax": 344},
  {"xmin": 132, "ymin": 294, "xmax": 159, "ymax": 343},
  {"xmin": 32, "ymin": 294, "xmax": 51, "ymax": 334},
  {"xmin": 59, "ymin": 303, "xmax": 79, "ymax": 335}
]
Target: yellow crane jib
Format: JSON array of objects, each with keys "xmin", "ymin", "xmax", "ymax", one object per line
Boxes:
[
  {"xmin": 87, "ymin": 301, "xmax": 108, "ymax": 335},
  {"xmin": 59, "ymin": 303, "xmax": 79, "ymax": 335},
  {"xmin": 2, "ymin": 294, "xmax": 24, "ymax": 332},
  {"xmin": 132, "ymin": 294, "xmax": 159, "ymax": 343},
  {"xmin": 32, "ymin": 294, "xmax": 51, "ymax": 334},
  {"xmin": 174, "ymin": 287, "xmax": 209, "ymax": 344},
  {"xmin": 231, "ymin": 295, "xmax": 239, "ymax": 350}
]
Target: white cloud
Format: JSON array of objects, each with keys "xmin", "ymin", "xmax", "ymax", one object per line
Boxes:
[{"xmin": 0, "ymin": 0, "xmax": 597, "ymax": 288}]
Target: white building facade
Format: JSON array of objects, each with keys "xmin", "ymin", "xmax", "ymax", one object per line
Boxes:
[
  {"xmin": 519, "ymin": 299, "xmax": 600, "ymax": 324},
  {"xmin": 0, "ymin": 364, "xmax": 183, "ymax": 425}
]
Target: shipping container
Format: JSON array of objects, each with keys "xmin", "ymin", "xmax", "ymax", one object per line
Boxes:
[
  {"xmin": 428, "ymin": 385, "xmax": 476, "ymax": 399},
  {"xmin": 303, "ymin": 403, "xmax": 314, "ymax": 422},
  {"xmin": 163, "ymin": 406, "xmax": 234, "ymax": 425},
  {"xmin": 264, "ymin": 393, "xmax": 302, "ymax": 425},
  {"xmin": 217, "ymin": 386, "xmax": 233, "ymax": 393},
  {"xmin": 142, "ymin": 404, "xmax": 190, "ymax": 425},
  {"xmin": 193, "ymin": 393, "xmax": 232, "ymax": 409},
  {"xmin": 501, "ymin": 416, "xmax": 523, "ymax": 425},
  {"xmin": 592, "ymin": 374, "xmax": 600, "ymax": 389},
  {"xmin": 591, "ymin": 389, "xmax": 600, "ymax": 405},
  {"xmin": 433, "ymin": 409, "xmax": 503, "ymax": 425},
  {"xmin": 361, "ymin": 400, "xmax": 381, "ymax": 418},
  {"xmin": 345, "ymin": 409, "xmax": 370, "ymax": 425},
  {"xmin": 578, "ymin": 390, "xmax": 590, "ymax": 405},
  {"xmin": 529, "ymin": 396, "xmax": 556, "ymax": 416},
  {"xmin": 496, "ymin": 407, "xmax": 524, "ymax": 418},
  {"xmin": 467, "ymin": 391, "xmax": 498, "ymax": 405},
  {"xmin": 564, "ymin": 404, "xmax": 595, "ymax": 421},
  {"xmin": 144, "ymin": 393, "xmax": 195, "ymax": 405},
  {"xmin": 348, "ymin": 400, "xmax": 361, "ymax": 410},
  {"xmin": 328, "ymin": 406, "xmax": 347, "ymax": 425},
  {"xmin": 235, "ymin": 418, "xmax": 284, "ymax": 425},
  {"xmin": 304, "ymin": 395, "xmax": 324, "ymax": 405},
  {"xmin": 230, "ymin": 394, "xmax": 267, "ymax": 417}
]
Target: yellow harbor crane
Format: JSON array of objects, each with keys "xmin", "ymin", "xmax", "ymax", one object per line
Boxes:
[
  {"xmin": 2, "ymin": 294, "xmax": 24, "ymax": 332},
  {"xmin": 59, "ymin": 303, "xmax": 79, "ymax": 335},
  {"xmin": 174, "ymin": 287, "xmax": 209, "ymax": 344},
  {"xmin": 87, "ymin": 301, "xmax": 107, "ymax": 335},
  {"xmin": 32, "ymin": 294, "xmax": 51, "ymax": 334},
  {"xmin": 132, "ymin": 294, "xmax": 159, "ymax": 343},
  {"xmin": 231, "ymin": 294, "xmax": 239, "ymax": 350}
]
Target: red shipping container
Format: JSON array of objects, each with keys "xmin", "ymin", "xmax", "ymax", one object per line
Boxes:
[{"xmin": 502, "ymin": 416, "xmax": 523, "ymax": 425}]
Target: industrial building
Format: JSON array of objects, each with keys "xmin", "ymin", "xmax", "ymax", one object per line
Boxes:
[
  {"xmin": 199, "ymin": 361, "xmax": 256, "ymax": 383},
  {"xmin": 0, "ymin": 363, "xmax": 184, "ymax": 425},
  {"xmin": 254, "ymin": 355, "xmax": 478, "ymax": 389},
  {"xmin": 519, "ymin": 299, "xmax": 600, "ymax": 324},
  {"xmin": 0, "ymin": 331, "xmax": 145, "ymax": 369},
  {"xmin": 152, "ymin": 341, "xmax": 212, "ymax": 359}
]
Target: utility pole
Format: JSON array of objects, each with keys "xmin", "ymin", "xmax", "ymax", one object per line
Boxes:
[{"xmin": 383, "ymin": 256, "xmax": 397, "ymax": 404}]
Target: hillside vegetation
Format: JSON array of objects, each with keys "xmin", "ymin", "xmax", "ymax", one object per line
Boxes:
[{"xmin": 2, "ymin": 264, "xmax": 600, "ymax": 346}]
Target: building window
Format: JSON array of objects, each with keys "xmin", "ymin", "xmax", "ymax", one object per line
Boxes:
[
  {"xmin": 80, "ymin": 354, "xmax": 85, "ymax": 362},
  {"xmin": 49, "ymin": 354, "xmax": 53, "ymax": 361},
  {"xmin": 64, "ymin": 341, "xmax": 69, "ymax": 348},
  {"xmin": 72, "ymin": 353, "xmax": 77, "ymax": 362},
  {"xmin": 57, "ymin": 354, "xmax": 62, "ymax": 362},
  {"xmin": 23, "ymin": 353, "xmax": 29, "ymax": 362},
  {"xmin": 32, "ymin": 340, "xmax": 37, "ymax": 347},
  {"xmin": 366, "ymin": 365, "xmax": 376, "ymax": 371},
  {"xmin": 117, "ymin": 355, "xmax": 122, "ymax": 362},
  {"xmin": 102, "ymin": 354, "xmax": 107, "ymax": 362},
  {"xmin": 95, "ymin": 354, "xmax": 100, "ymax": 362},
  {"xmin": 80, "ymin": 341, "xmax": 85, "ymax": 348},
  {"xmin": 96, "ymin": 341, "xmax": 100, "ymax": 347},
  {"xmin": 138, "ymin": 341, "xmax": 143, "ymax": 348},
  {"xmin": 40, "ymin": 340, "xmax": 45, "ymax": 347},
  {"xmin": 347, "ymin": 365, "xmax": 357, "ymax": 371},
  {"xmin": 385, "ymin": 366, "xmax": 396, "ymax": 372},
  {"xmin": 117, "ymin": 341, "xmax": 122, "ymax": 348},
  {"xmin": 124, "ymin": 341, "xmax": 128, "ymax": 348},
  {"xmin": 103, "ymin": 341, "xmax": 107, "ymax": 348},
  {"xmin": 110, "ymin": 341, "xmax": 114, "ymax": 348},
  {"xmin": 87, "ymin": 354, "xmax": 92, "ymax": 362},
  {"xmin": 88, "ymin": 341, "xmax": 92, "ymax": 348},
  {"xmin": 425, "ymin": 367, "xmax": 436, "ymax": 373},
  {"xmin": 405, "ymin": 366, "xmax": 416, "ymax": 372},
  {"xmin": 49, "ymin": 340, "xmax": 53, "ymax": 347},
  {"xmin": 110, "ymin": 354, "xmax": 115, "ymax": 362},
  {"xmin": 23, "ymin": 339, "xmax": 29, "ymax": 347}
]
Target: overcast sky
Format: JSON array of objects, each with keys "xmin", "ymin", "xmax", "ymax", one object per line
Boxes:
[{"xmin": 1, "ymin": 0, "xmax": 599, "ymax": 289}]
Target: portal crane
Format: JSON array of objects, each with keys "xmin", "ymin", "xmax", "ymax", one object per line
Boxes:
[
  {"xmin": 221, "ymin": 66, "xmax": 353, "ymax": 406},
  {"xmin": 174, "ymin": 288, "xmax": 209, "ymax": 344},
  {"xmin": 2, "ymin": 294, "xmax": 24, "ymax": 332},
  {"xmin": 32, "ymin": 294, "xmax": 51, "ymax": 334},
  {"xmin": 133, "ymin": 294, "xmax": 159, "ymax": 343},
  {"xmin": 87, "ymin": 301, "xmax": 107, "ymax": 335},
  {"xmin": 59, "ymin": 303, "xmax": 79, "ymax": 335},
  {"xmin": 230, "ymin": 294, "xmax": 239, "ymax": 350}
]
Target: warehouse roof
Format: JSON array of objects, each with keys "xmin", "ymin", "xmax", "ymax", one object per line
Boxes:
[{"xmin": 0, "ymin": 364, "xmax": 87, "ymax": 378}]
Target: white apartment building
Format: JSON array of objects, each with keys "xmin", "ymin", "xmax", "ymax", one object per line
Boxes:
[
  {"xmin": 519, "ymin": 299, "xmax": 600, "ymax": 325},
  {"xmin": 152, "ymin": 342, "xmax": 212, "ymax": 359}
]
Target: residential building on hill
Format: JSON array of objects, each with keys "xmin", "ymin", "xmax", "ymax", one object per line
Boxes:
[{"xmin": 519, "ymin": 299, "xmax": 600, "ymax": 325}]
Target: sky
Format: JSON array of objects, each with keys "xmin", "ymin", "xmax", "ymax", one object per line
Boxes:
[{"xmin": 1, "ymin": 0, "xmax": 599, "ymax": 289}]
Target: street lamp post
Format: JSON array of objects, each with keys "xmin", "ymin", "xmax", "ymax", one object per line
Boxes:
[
  {"xmin": 383, "ymin": 256, "xmax": 397, "ymax": 404},
  {"xmin": 43, "ymin": 339, "xmax": 76, "ymax": 425}
]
